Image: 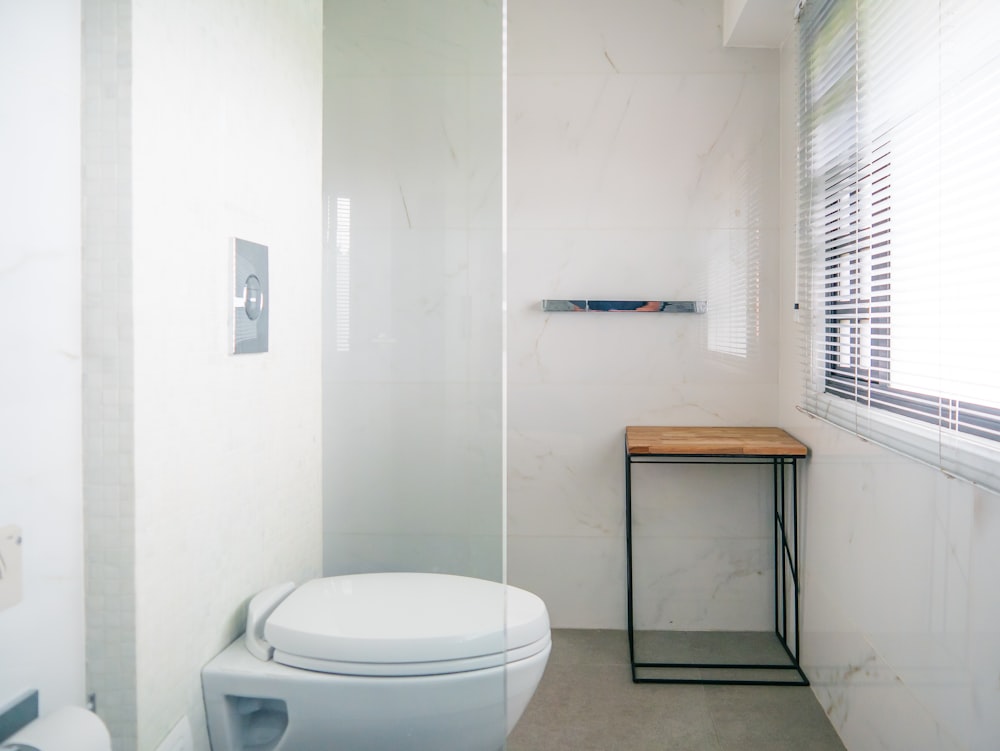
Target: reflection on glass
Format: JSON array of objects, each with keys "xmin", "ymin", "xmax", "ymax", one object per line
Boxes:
[
  {"xmin": 335, "ymin": 196, "xmax": 351, "ymax": 352},
  {"xmin": 707, "ymin": 158, "xmax": 760, "ymax": 358},
  {"xmin": 322, "ymin": 0, "xmax": 504, "ymax": 583}
]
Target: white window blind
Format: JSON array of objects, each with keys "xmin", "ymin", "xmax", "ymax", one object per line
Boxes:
[{"xmin": 797, "ymin": 0, "xmax": 1000, "ymax": 492}]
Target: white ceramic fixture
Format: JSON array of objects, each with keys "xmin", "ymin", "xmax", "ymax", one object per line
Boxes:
[{"xmin": 202, "ymin": 572, "xmax": 551, "ymax": 751}]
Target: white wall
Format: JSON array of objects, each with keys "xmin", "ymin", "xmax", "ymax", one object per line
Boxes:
[
  {"xmin": 777, "ymin": 26, "xmax": 1000, "ymax": 751},
  {"xmin": 507, "ymin": 0, "xmax": 780, "ymax": 629},
  {"xmin": 723, "ymin": 0, "xmax": 750, "ymax": 43},
  {"xmin": 78, "ymin": 1, "xmax": 325, "ymax": 749},
  {"xmin": 130, "ymin": 2, "xmax": 324, "ymax": 748},
  {"xmin": 0, "ymin": 0, "xmax": 86, "ymax": 718}
]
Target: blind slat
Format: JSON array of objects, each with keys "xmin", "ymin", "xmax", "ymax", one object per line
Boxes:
[{"xmin": 798, "ymin": 0, "xmax": 1000, "ymax": 493}]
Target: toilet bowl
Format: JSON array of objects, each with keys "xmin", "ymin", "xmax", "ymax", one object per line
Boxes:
[{"xmin": 202, "ymin": 572, "xmax": 551, "ymax": 751}]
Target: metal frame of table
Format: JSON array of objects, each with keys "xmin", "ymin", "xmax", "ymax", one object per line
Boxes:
[{"xmin": 624, "ymin": 427, "xmax": 809, "ymax": 686}]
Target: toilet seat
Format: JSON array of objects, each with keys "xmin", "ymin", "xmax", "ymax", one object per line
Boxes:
[
  {"xmin": 271, "ymin": 635, "xmax": 551, "ymax": 677},
  {"xmin": 258, "ymin": 573, "xmax": 550, "ymax": 677}
]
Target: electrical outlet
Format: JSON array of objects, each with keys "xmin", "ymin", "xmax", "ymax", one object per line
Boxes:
[
  {"xmin": 156, "ymin": 716, "xmax": 193, "ymax": 751},
  {"xmin": 0, "ymin": 526, "xmax": 23, "ymax": 611}
]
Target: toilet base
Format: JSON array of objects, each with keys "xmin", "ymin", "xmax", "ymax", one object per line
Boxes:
[{"xmin": 202, "ymin": 638, "xmax": 550, "ymax": 751}]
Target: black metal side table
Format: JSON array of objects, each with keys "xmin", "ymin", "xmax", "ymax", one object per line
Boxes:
[{"xmin": 625, "ymin": 426, "xmax": 809, "ymax": 686}]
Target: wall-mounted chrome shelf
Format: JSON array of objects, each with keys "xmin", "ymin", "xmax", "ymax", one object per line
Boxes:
[{"xmin": 541, "ymin": 300, "xmax": 707, "ymax": 313}]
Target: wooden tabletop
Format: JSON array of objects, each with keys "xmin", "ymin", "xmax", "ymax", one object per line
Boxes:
[{"xmin": 626, "ymin": 426, "xmax": 808, "ymax": 457}]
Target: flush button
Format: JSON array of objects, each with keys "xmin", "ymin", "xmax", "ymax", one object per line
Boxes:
[
  {"xmin": 232, "ymin": 238, "xmax": 269, "ymax": 354},
  {"xmin": 243, "ymin": 274, "xmax": 263, "ymax": 321}
]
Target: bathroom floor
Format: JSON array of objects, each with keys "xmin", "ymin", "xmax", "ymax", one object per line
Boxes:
[{"xmin": 506, "ymin": 629, "xmax": 847, "ymax": 751}]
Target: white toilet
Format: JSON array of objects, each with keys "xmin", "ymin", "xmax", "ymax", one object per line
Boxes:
[{"xmin": 202, "ymin": 572, "xmax": 551, "ymax": 751}]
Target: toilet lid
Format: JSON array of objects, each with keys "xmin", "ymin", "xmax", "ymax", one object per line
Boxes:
[{"xmin": 264, "ymin": 573, "xmax": 549, "ymax": 673}]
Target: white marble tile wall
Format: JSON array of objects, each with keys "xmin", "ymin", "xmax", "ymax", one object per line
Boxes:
[
  {"xmin": 77, "ymin": 2, "xmax": 325, "ymax": 750},
  {"xmin": 321, "ymin": 0, "xmax": 506, "ymax": 582},
  {"xmin": 0, "ymin": 0, "xmax": 87, "ymax": 720},
  {"xmin": 777, "ymin": 28, "xmax": 1000, "ymax": 751},
  {"xmin": 506, "ymin": 0, "xmax": 781, "ymax": 629},
  {"xmin": 128, "ymin": 3, "xmax": 324, "ymax": 749}
]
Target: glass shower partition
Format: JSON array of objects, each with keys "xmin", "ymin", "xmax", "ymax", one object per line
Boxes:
[{"xmin": 322, "ymin": 0, "xmax": 507, "ymax": 741}]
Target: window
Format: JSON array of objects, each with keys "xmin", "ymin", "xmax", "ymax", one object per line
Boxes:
[{"xmin": 798, "ymin": 0, "xmax": 1000, "ymax": 491}]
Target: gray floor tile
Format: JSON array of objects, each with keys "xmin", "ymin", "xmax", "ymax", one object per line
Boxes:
[
  {"xmin": 633, "ymin": 630, "xmax": 793, "ymax": 664},
  {"xmin": 508, "ymin": 663, "xmax": 720, "ymax": 751},
  {"xmin": 704, "ymin": 684, "xmax": 847, "ymax": 750},
  {"xmin": 508, "ymin": 629, "xmax": 846, "ymax": 751},
  {"xmin": 545, "ymin": 628, "xmax": 631, "ymax": 667}
]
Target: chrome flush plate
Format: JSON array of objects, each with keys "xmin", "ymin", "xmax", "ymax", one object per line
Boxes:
[{"xmin": 232, "ymin": 238, "xmax": 269, "ymax": 354}]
